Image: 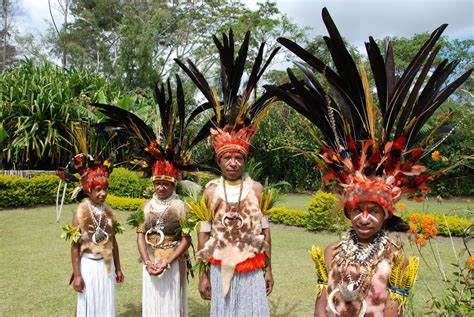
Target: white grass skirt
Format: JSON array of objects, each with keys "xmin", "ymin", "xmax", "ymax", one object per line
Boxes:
[
  {"xmin": 142, "ymin": 261, "xmax": 188, "ymax": 317},
  {"xmin": 77, "ymin": 253, "xmax": 115, "ymax": 317}
]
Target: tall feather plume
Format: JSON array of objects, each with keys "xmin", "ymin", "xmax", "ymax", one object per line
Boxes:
[
  {"xmin": 265, "ymin": 7, "xmax": 471, "ymax": 201},
  {"xmin": 176, "ymin": 29, "xmax": 280, "ymax": 131},
  {"xmin": 359, "ymin": 61, "xmax": 376, "ymax": 141},
  {"xmin": 94, "ymin": 75, "xmax": 211, "ymax": 172}
]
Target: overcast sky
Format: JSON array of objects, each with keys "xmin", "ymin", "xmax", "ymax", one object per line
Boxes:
[{"xmin": 13, "ymin": 0, "xmax": 474, "ymax": 48}]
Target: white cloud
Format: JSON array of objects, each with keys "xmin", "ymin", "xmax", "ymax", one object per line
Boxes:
[
  {"xmin": 15, "ymin": 0, "xmax": 63, "ymax": 37},
  {"xmin": 244, "ymin": 0, "xmax": 473, "ymax": 44},
  {"xmin": 14, "ymin": 0, "xmax": 474, "ymax": 46}
]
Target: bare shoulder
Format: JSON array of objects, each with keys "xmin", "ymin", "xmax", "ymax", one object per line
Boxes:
[
  {"xmin": 203, "ymin": 184, "xmax": 217, "ymax": 200},
  {"xmin": 252, "ymin": 180, "xmax": 264, "ymax": 196}
]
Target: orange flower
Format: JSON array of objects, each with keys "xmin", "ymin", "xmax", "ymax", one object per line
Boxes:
[
  {"xmin": 409, "ymin": 213, "xmax": 420, "ymax": 223},
  {"xmin": 397, "ymin": 203, "xmax": 407, "ymax": 212},
  {"xmin": 431, "ymin": 150, "xmax": 441, "ymax": 161},
  {"xmin": 407, "ymin": 212, "xmax": 438, "ymax": 247},
  {"xmin": 414, "ymin": 234, "xmax": 427, "ymax": 246},
  {"xmin": 467, "ymin": 256, "xmax": 474, "ymax": 270}
]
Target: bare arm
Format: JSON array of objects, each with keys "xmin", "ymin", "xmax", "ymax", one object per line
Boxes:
[
  {"xmin": 70, "ymin": 214, "xmax": 84, "ymax": 292},
  {"xmin": 262, "ymin": 227, "xmax": 274, "ymax": 295},
  {"xmin": 384, "ymin": 300, "xmax": 401, "ymax": 317},
  {"xmin": 254, "ymin": 181, "xmax": 274, "ymax": 295},
  {"xmin": 198, "ymin": 188, "xmax": 212, "ymax": 300},
  {"xmin": 137, "ymin": 232, "xmax": 160, "ymax": 276},
  {"xmin": 112, "ymin": 236, "xmax": 124, "ymax": 283},
  {"xmin": 198, "ymin": 230, "xmax": 212, "ymax": 300},
  {"xmin": 314, "ymin": 287, "xmax": 328, "ymax": 317}
]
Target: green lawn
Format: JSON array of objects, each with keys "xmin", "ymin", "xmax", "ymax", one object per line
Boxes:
[{"xmin": 0, "ymin": 202, "xmax": 469, "ymax": 316}]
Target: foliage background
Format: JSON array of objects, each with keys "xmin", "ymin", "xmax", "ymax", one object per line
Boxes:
[{"xmin": 1, "ymin": 0, "xmax": 473, "ymax": 195}]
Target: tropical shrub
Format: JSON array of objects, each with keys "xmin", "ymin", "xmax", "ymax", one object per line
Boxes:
[
  {"xmin": 106, "ymin": 195, "xmax": 146, "ymax": 211},
  {"xmin": 267, "ymin": 208, "xmax": 307, "ymax": 227},
  {"xmin": 0, "ymin": 59, "xmax": 114, "ymax": 169},
  {"xmin": 108, "ymin": 167, "xmax": 149, "ymax": 198},
  {"xmin": 306, "ymin": 191, "xmax": 347, "ymax": 232},
  {"xmin": 0, "ymin": 174, "xmax": 63, "ymax": 208}
]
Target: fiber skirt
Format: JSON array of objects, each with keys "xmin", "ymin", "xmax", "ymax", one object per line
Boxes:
[
  {"xmin": 142, "ymin": 260, "xmax": 188, "ymax": 317},
  {"xmin": 77, "ymin": 253, "xmax": 115, "ymax": 317},
  {"xmin": 210, "ymin": 264, "xmax": 269, "ymax": 317}
]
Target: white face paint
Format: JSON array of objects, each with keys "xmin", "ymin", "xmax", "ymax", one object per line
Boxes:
[
  {"xmin": 352, "ymin": 212, "xmax": 380, "ymax": 223},
  {"xmin": 224, "ymin": 158, "xmax": 242, "ymax": 167}
]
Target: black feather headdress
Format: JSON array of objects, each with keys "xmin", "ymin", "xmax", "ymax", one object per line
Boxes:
[
  {"xmin": 93, "ymin": 75, "xmax": 208, "ymax": 181},
  {"xmin": 265, "ymin": 8, "xmax": 472, "ymax": 216},
  {"xmin": 175, "ymin": 29, "xmax": 280, "ymax": 159}
]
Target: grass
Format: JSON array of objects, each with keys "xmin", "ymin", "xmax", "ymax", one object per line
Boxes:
[{"xmin": 0, "ymin": 200, "xmax": 470, "ymax": 316}]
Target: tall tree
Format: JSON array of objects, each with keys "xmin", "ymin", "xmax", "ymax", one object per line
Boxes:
[
  {"xmin": 45, "ymin": 0, "xmax": 307, "ymax": 91},
  {"xmin": 48, "ymin": 0, "xmax": 70, "ymax": 68},
  {"xmin": 0, "ymin": 0, "xmax": 17, "ymax": 70}
]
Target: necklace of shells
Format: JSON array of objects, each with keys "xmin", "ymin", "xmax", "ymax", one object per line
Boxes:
[
  {"xmin": 328, "ymin": 229, "xmax": 389, "ymax": 317},
  {"xmin": 221, "ymin": 177, "xmax": 244, "ymax": 228},
  {"xmin": 145, "ymin": 192, "xmax": 178, "ymax": 248},
  {"xmin": 86, "ymin": 199, "xmax": 109, "ymax": 246}
]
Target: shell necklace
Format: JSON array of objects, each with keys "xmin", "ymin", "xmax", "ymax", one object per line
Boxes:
[
  {"xmin": 86, "ymin": 199, "xmax": 109, "ymax": 245},
  {"xmin": 328, "ymin": 229, "xmax": 388, "ymax": 317},
  {"xmin": 145, "ymin": 192, "xmax": 177, "ymax": 247},
  {"xmin": 221, "ymin": 177, "xmax": 243, "ymax": 228}
]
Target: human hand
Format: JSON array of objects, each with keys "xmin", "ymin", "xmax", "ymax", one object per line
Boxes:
[
  {"xmin": 145, "ymin": 262, "xmax": 160, "ymax": 276},
  {"xmin": 199, "ymin": 272, "xmax": 212, "ymax": 300},
  {"xmin": 265, "ymin": 269, "xmax": 274, "ymax": 295},
  {"xmin": 116, "ymin": 269, "xmax": 124, "ymax": 283},
  {"xmin": 72, "ymin": 274, "xmax": 85, "ymax": 293}
]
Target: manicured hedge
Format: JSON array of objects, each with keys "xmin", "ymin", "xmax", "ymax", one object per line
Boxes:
[
  {"xmin": 0, "ymin": 174, "xmax": 66, "ymax": 208},
  {"xmin": 267, "ymin": 208, "xmax": 308, "ymax": 227},
  {"xmin": 306, "ymin": 191, "xmax": 348, "ymax": 231},
  {"xmin": 106, "ymin": 195, "xmax": 146, "ymax": 211},
  {"xmin": 108, "ymin": 167, "xmax": 149, "ymax": 198}
]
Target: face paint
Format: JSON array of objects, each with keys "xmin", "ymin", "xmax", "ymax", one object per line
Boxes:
[
  {"xmin": 352, "ymin": 210, "xmax": 380, "ymax": 223},
  {"xmin": 224, "ymin": 158, "xmax": 242, "ymax": 167}
]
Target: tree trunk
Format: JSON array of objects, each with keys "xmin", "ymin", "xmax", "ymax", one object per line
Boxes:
[{"xmin": 2, "ymin": 0, "xmax": 8, "ymax": 71}]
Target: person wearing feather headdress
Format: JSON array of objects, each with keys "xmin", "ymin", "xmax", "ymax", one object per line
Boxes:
[
  {"xmin": 265, "ymin": 7, "xmax": 472, "ymax": 317},
  {"xmin": 135, "ymin": 155, "xmax": 191, "ymax": 317},
  {"xmin": 175, "ymin": 30, "xmax": 280, "ymax": 316},
  {"xmin": 93, "ymin": 75, "xmax": 208, "ymax": 316},
  {"xmin": 59, "ymin": 153, "xmax": 124, "ymax": 317}
]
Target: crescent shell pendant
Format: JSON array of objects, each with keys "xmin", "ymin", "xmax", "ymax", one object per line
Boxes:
[
  {"xmin": 327, "ymin": 287, "xmax": 367, "ymax": 317},
  {"xmin": 221, "ymin": 214, "xmax": 244, "ymax": 228},
  {"xmin": 92, "ymin": 228, "xmax": 109, "ymax": 246},
  {"xmin": 145, "ymin": 228, "xmax": 165, "ymax": 247}
]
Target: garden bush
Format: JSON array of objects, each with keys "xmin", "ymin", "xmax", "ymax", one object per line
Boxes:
[
  {"xmin": 306, "ymin": 191, "xmax": 347, "ymax": 232},
  {"xmin": 267, "ymin": 208, "xmax": 307, "ymax": 227},
  {"xmin": 403, "ymin": 211, "xmax": 473, "ymax": 237},
  {"xmin": 106, "ymin": 195, "xmax": 146, "ymax": 211},
  {"xmin": 0, "ymin": 174, "xmax": 66, "ymax": 208},
  {"xmin": 108, "ymin": 167, "xmax": 149, "ymax": 198}
]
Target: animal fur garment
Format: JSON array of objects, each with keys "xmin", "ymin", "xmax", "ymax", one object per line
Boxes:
[
  {"xmin": 76, "ymin": 202, "xmax": 116, "ymax": 273},
  {"xmin": 198, "ymin": 176, "xmax": 268, "ymax": 296}
]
